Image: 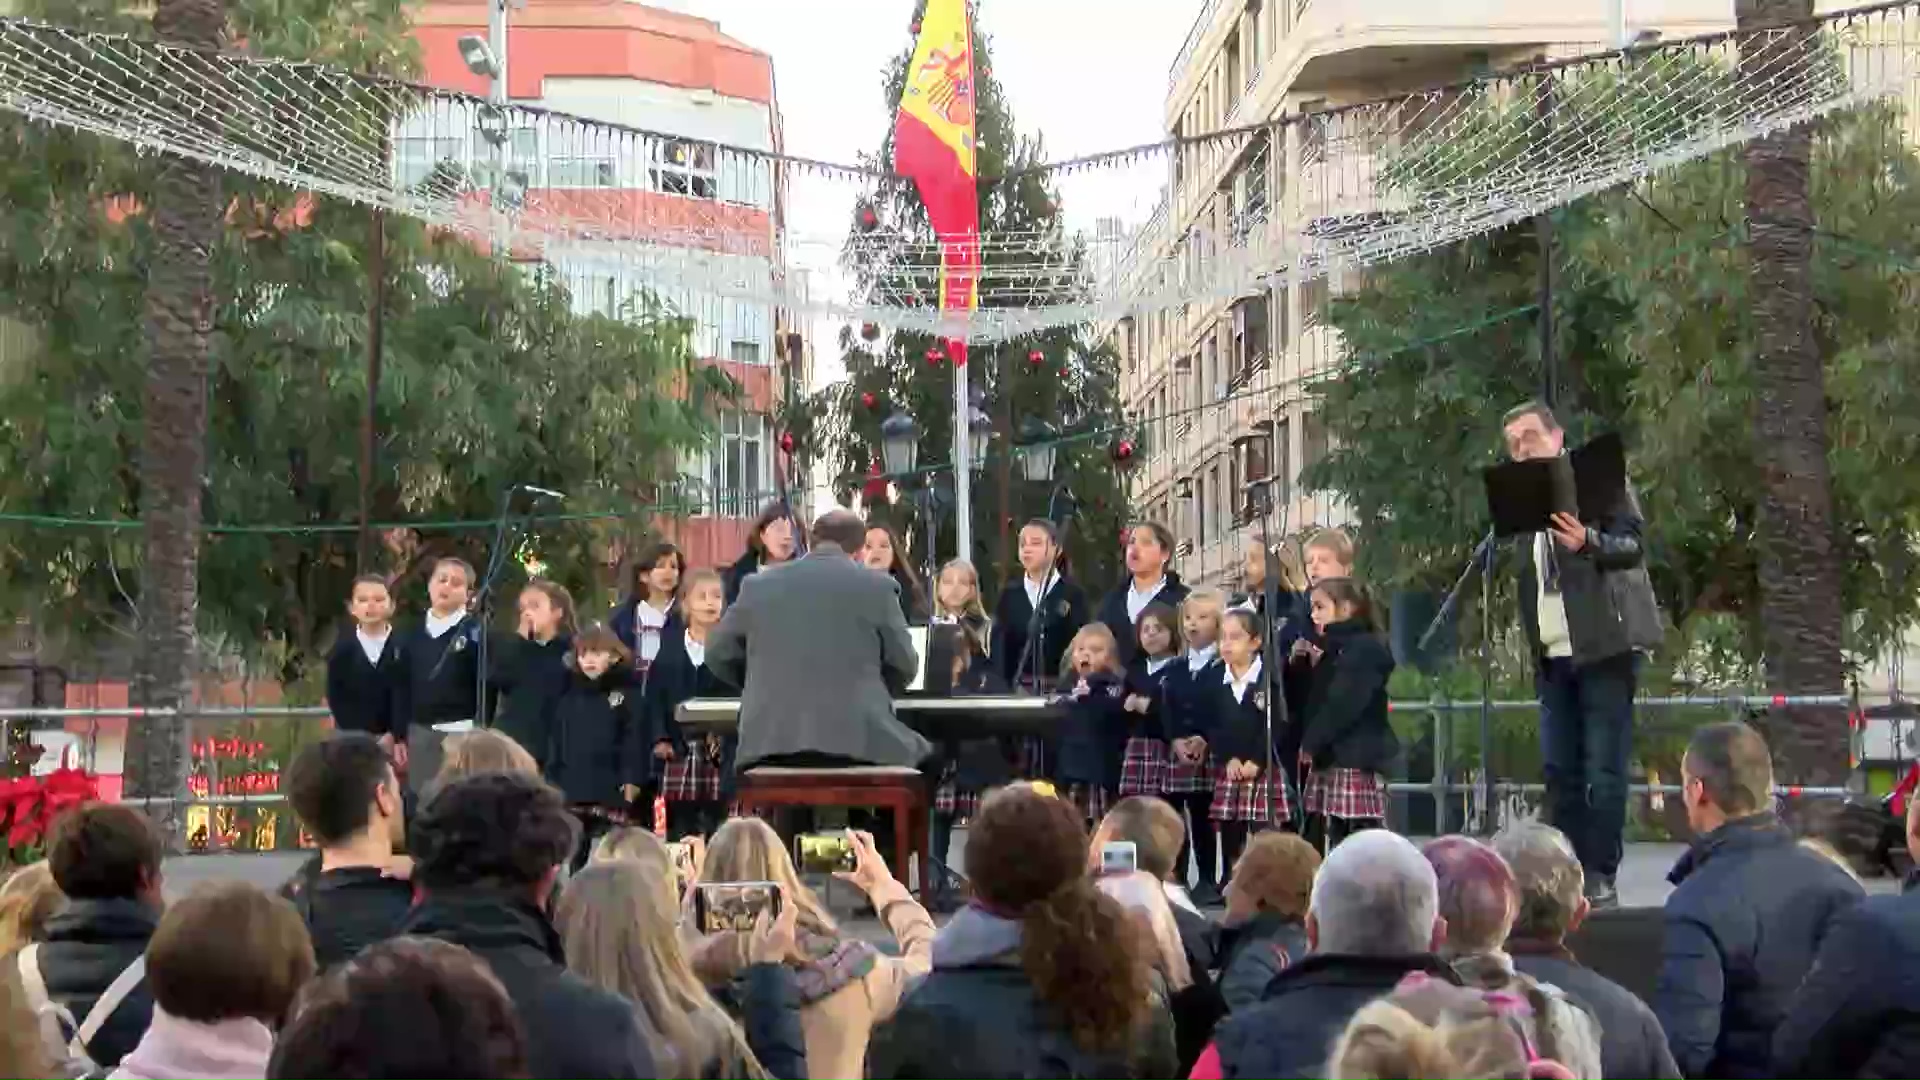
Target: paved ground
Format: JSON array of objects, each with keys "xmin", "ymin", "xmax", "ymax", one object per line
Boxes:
[{"xmin": 162, "ymin": 838, "xmax": 1898, "ymax": 908}]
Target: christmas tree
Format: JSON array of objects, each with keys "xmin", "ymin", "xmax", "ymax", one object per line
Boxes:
[{"xmin": 795, "ymin": 12, "xmax": 1131, "ymax": 594}]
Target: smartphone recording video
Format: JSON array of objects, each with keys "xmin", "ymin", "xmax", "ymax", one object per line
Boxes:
[
  {"xmin": 795, "ymin": 831, "xmax": 857, "ymax": 876},
  {"xmin": 1100, "ymin": 840, "xmax": 1138, "ymax": 876},
  {"xmin": 693, "ymin": 881, "xmax": 782, "ymax": 935},
  {"xmin": 665, "ymin": 842, "xmax": 694, "ymax": 891}
]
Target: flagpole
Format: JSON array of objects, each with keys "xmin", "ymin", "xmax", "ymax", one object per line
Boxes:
[{"xmin": 952, "ymin": 343, "xmax": 972, "ymax": 567}]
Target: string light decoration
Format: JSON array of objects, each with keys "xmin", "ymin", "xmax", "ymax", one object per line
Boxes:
[{"xmin": 0, "ymin": 8, "xmax": 1914, "ymax": 343}]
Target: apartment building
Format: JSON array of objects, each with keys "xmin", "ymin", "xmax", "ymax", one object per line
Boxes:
[
  {"xmin": 410, "ymin": 0, "xmax": 807, "ymax": 566},
  {"xmin": 1118, "ymin": 0, "xmax": 1762, "ymax": 590}
]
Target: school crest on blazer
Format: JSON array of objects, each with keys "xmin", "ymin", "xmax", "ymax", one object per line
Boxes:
[{"xmin": 608, "ymin": 691, "xmax": 625, "ymax": 708}]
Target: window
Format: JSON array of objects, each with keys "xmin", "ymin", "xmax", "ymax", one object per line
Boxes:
[
  {"xmin": 394, "ymin": 136, "xmax": 463, "ymax": 188},
  {"xmin": 507, "ymin": 127, "xmax": 539, "ymax": 184},
  {"xmin": 653, "ymin": 138, "xmax": 717, "ymax": 199},
  {"xmin": 704, "ymin": 411, "xmax": 768, "ymax": 518},
  {"xmin": 718, "ymin": 152, "xmax": 772, "ymax": 209},
  {"xmin": 550, "ymin": 157, "xmax": 617, "ymax": 188},
  {"xmin": 728, "ymin": 340, "xmax": 761, "ymax": 365},
  {"xmin": 1274, "ymin": 418, "xmax": 1292, "ymax": 507},
  {"xmin": 1195, "ymin": 469, "xmax": 1208, "ymax": 548},
  {"xmin": 1302, "ymin": 411, "xmax": 1329, "ymax": 474}
]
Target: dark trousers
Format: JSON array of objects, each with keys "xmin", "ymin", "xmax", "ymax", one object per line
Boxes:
[
  {"xmin": 1537, "ymin": 652, "xmax": 1638, "ymax": 881},
  {"xmin": 665, "ymin": 800, "xmax": 728, "ymax": 841},
  {"xmin": 1169, "ymin": 792, "xmax": 1217, "ymax": 889},
  {"xmin": 572, "ymin": 810, "xmax": 614, "ymax": 872},
  {"xmin": 1303, "ymin": 813, "xmax": 1381, "ymax": 855}
]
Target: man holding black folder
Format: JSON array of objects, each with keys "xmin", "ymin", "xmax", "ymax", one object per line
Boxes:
[{"xmin": 1501, "ymin": 402, "xmax": 1662, "ymax": 909}]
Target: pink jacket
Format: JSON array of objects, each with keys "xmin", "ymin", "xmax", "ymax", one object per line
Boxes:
[{"xmin": 107, "ymin": 1009, "xmax": 274, "ymax": 1080}]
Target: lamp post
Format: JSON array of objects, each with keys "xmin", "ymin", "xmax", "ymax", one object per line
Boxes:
[
  {"xmin": 879, "ymin": 412, "xmax": 919, "ymax": 479},
  {"xmin": 966, "ymin": 406, "xmax": 992, "ymax": 476},
  {"xmin": 458, "ymin": 0, "xmax": 511, "ymax": 255}
]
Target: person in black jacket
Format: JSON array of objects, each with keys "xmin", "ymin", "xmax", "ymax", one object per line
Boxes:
[
  {"xmin": 33, "ymin": 803, "xmax": 162, "ymax": 1071},
  {"xmin": 1207, "ymin": 609, "xmax": 1293, "ymax": 880},
  {"xmin": 1165, "ymin": 591, "xmax": 1226, "ymax": 906},
  {"xmin": 489, "ymin": 578, "xmax": 575, "ymax": 771},
  {"xmin": 548, "ymin": 623, "xmax": 645, "ymax": 870},
  {"xmin": 324, "ymin": 575, "xmax": 408, "ymax": 747},
  {"xmin": 397, "ymin": 557, "xmax": 484, "ymax": 794},
  {"xmin": 1214, "ymin": 831, "xmax": 1319, "ymax": 1013},
  {"xmin": 610, "ymin": 538, "xmax": 685, "ymax": 677},
  {"xmin": 640, "ymin": 569, "xmax": 736, "ymax": 840},
  {"xmin": 1118, "ymin": 604, "xmax": 1180, "ymax": 803},
  {"xmin": 861, "ymin": 523, "xmax": 929, "ymax": 625},
  {"xmin": 558, "ymin": 845, "xmax": 808, "ymax": 1080},
  {"xmin": 1296, "ymin": 578, "xmax": 1398, "ymax": 853},
  {"xmin": 1492, "ymin": 820, "xmax": 1682, "ymax": 1080},
  {"xmin": 1655, "ymin": 722, "xmax": 1864, "ymax": 1080},
  {"xmin": 869, "ymin": 784, "xmax": 1176, "ymax": 1080},
  {"xmin": 400, "ymin": 772, "xmax": 657, "ymax": 1079},
  {"xmin": 1056, "ymin": 624, "xmax": 1132, "ymax": 826},
  {"xmin": 923, "ymin": 622, "xmax": 1010, "ymax": 908},
  {"xmin": 1096, "ymin": 521, "xmax": 1190, "ymax": 667},
  {"xmin": 1503, "ymin": 403, "xmax": 1663, "ymax": 908},
  {"xmin": 991, "ymin": 519, "xmax": 1089, "ymax": 696},
  {"xmin": 723, "ymin": 501, "xmax": 799, "ymax": 606},
  {"xmin": 280, "ymin": 734, "xmax": 414, "ymax": 971},
  {"xmin": 1197, "ymin": 830, "xmax": 1453, "ymax": 1080}
]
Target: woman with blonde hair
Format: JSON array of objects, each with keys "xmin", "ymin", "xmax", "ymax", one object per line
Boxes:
[
  {"xmin": 433, "ymin": 728, "xmax": 541, "ymax": 788},
  {"xmin": 1329, "ymin": 972, "xmax": 1577, "ymax": 1080},
  {"xmin": 690, "ymin": 818, "xmax": 932, "ymax": 1080},
  {"xmin": 0, "ymin": 861, "xmax": 64, "ymax": 954},
  {"xmin": 556, "ymin": 838, "xmax": 806, "ymax": 1079}
]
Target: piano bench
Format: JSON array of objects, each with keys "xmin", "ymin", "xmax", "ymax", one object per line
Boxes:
[{"xmin": 736, "ymin": 767, "xmax": 932, "ymax": 897}]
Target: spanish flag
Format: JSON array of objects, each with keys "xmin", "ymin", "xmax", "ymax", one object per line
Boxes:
[{"xmin": 893, "ymin": 0, "xmax": 979, "ymax": 365}]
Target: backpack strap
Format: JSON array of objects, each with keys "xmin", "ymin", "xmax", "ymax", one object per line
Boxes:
[
  {"xmin": 19, "ymin": 944, "xmax": 83, "ymax": 1064},
  {"xmin": 70, "ymin": 956, "xmax": 145, "ymax": 1057}
]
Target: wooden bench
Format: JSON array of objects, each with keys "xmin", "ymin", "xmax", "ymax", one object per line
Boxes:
[{"xmin": 736, "ymin": 766, "xmax": 932, "ymax": 896}]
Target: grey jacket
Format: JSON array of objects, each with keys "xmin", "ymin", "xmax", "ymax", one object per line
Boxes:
[
  {"xmin": 709, "ymin": 544, "xmax": 930, "ymax": 770},
  {"xmin": 1516, "ymin": 492, "xmax": 1663, "ymax": 667}
]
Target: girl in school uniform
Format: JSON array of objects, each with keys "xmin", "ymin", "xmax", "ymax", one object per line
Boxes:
[
  {"xmin": 638, "ymin": 569, "xmax": 736, "ymax": 840},
  {"xmin": 931, "ymin": 558, "xmax": 991, "ymax": 656},
  {"xmin": 610, "ymin": 540, "xmax": 684, "ymax": 681},
  {"xmin": 1282, "ymin": 529, "xmax": 1360, "ymax": 798},
  {"xmin": 1095, "ymin": 521, "xmax": 1191, "ymax": 667},
  {"xmin": 548, "ymin": 623, "xmax": 644, "ymax": 869},
  {"xmin": 1119, "ymin": 602, "xmax": 1183, "ymax": 802},
  {"xmin": 490, "ymin": 578, "xmax": 576, "ymax": 771},
  {"xmin": 1297, "ymin": 577, "xmax": 1399, "ymax": 853},
  {"xmin": 1164, "ymin": 590, "xmax": 1225, "ymax": 905},
  {"xmin": 862, "ymin": 524, "xmax": 929, "ymax": 624},
  {"xmin": 1209, "ymin": 608, "xmax": 1293, "ymax": 882},
  {"xmin": 1056, "ymin": 623, "xmax": 1131, "ymax": 826},
  {"xmin": 924, "ymin": 622, "xmax": 1009, "ymax": 909},
  {"xmin": 929, "ymin": 559, "xmax": 995, "ymax": 821},
  {"xmin": 325, "ymin": 575, "xmax": 407, "ymax": 746},
  {"xmin": 992, "ymin": 520, "xmax": 1089, "ymax": 781},
  {"xmin": 722, "ymin": 502, "xmax": 799, "ymax": 605},
  {"xmin": 398, "ymin": 557, "xmax": 483, "ymax": 793}
]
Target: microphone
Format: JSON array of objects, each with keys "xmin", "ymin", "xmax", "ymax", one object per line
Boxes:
[{"xmin": 518, "ymin": 485, "xmax": 567, "ymax": 501}]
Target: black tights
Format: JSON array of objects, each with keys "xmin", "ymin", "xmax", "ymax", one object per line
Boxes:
[
  {"xmin": 571, "ymin": 811, "xmax": 614, "ymax": 872},
  {"xmin": 665, "ymin": 800, "xmax": 728, "ymax": 841},
  {"xmin": 1167, "ymin": 791, "xmax": 1218, "ymax": 889},
  {"xmin": 930, "ymin": 812, "xmax": 961, "ymax": 890},
  {"xmin": 1303, "ymin": 813, "xmax": 1382, "ymax": 855}
]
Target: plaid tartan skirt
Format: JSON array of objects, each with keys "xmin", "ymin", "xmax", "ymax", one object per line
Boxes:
[
  {"xmin": 1164, "ymin": 745, "xmax": 1213, "ymax": 794},
  {"xmin": 1210, "ymin": 767, "xmax": 1293, "ymax": 825},
  {"xmin": 658, "ymin": 743, "xmax": 724, "ymax": 803},
  {"xmin": 1069, "ymin": 784, "xmax": 1114, "ymax": 825},
  {"xmin": 1303, "ymin": 767, "xmax": 1389, "ymax": 820},
  {"xmin": 1119, "ymin": 737, "xmax": 1169, "ymax": 796}
]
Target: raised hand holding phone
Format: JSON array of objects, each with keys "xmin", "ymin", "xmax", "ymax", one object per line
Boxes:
[
  {"xmin": 834, "ymin": 829, "xmax": 891, "ymax": 895},
  {"xmin": 748, "ymin": 898, "xmax": 799, "ymax": 965}
]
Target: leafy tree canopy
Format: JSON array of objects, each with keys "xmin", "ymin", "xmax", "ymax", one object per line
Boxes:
[{"xmin": 0, "ymin": 0, "xmax": 732, "ymax": 677}]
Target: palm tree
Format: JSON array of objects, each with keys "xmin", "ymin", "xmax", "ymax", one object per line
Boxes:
[
  {"xmin": 128, "ymin": 0, "xmax": 226, "ymax": 846},
  {"xmin": 1738, "ymin": 0, "xmax": 1848, "ymax": 785}
]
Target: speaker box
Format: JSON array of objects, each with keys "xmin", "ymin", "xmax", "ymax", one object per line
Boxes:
[{"xmin": 1565, "ymin": 905, "xmax": 1665, "ymax": 1005}]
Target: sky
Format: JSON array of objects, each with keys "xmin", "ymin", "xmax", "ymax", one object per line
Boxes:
[{"xmin": 681, "ymin": 0, "xmax": 1203, "ymax": 376}]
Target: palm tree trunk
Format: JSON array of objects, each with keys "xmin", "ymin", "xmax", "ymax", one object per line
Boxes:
[
  {"xmin": 128, "ymin": 0, "xmax": 225, "ymax": 847},
  {"xmin": 1738, "ymin": 0, "xmax": 1848, "ymax": 785}
]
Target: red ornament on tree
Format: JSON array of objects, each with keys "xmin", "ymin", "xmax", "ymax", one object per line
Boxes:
[
  {"xmin": 860, "ymin": 391, "xmax": 877, "ymax": 409},
  {"xmin": 1027, "ymin": 348, "xmax": 1044, "ymax": 365},
  {"xmin": 1111, "ymin": 437, "xmax": 1137, "ymax": 468},
  {"xmin": 1058, "ymin": 367, "xmax": 1069, "ymax": 378},
  {"xmin": 910, "ymin": 18, "xmax": 921, "ymax": 33},
  {"xmin": 862, "ymin": 459, "xmax": 890, "ymax": 502},
  {"xmin": 926, "ymin": 346, "xmax": 945, "ymax": 365},
  {"xmin": 779, "ymin": 431, "xmax": 795, "ymax": 454},
  {"xmin": 860, "ymin": 322, "xmax": 880, "ymax": 341},
  {"xmin": 856, "ymin": 202, "xmax": 880, "ymax": 233}
]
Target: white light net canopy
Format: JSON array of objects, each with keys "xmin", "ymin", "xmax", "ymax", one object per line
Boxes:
[{"xmin": 1, "ymin": 3, "xmax": 1917, "ymax": 342}]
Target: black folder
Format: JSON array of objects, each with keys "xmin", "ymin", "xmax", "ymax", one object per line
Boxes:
[{"xmin": 1483, "ymin": 432, "xmax": 1627, "ymax": 538}]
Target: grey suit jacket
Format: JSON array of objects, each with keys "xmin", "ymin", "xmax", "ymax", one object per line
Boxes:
[{"xmin": 707, "ymin": 543, "xmax": 930, "ymax": 770}]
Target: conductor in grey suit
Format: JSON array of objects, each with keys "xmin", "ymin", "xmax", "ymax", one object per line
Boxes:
[{"xmin": 708, "ymin": 508, "xmax": 932, "ymax": 770}]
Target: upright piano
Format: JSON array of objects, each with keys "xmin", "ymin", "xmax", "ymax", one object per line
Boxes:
[{"xmin": 675, "ymin": 695, "xmax": 1062, "ymax": 742}]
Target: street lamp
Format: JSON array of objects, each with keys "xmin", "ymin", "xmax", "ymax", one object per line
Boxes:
[
  {"xmin": 967, "ymin": 406, "xmax": 992, "ymax": 475},
  {"xmin": 457, "ymin": 34, "xmax": 500, "ymax": 77},
  {"xmin": 880, "ymin": 412, "xmax": 919, "ymax": 477},
  {"xmin": 1018, "ymin": 417, "xmax": 1057, "ymax": 485}
]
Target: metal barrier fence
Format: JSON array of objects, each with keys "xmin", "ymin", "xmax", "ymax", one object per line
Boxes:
[{"xmin": 0, "ymin": 689, "xmax": 1891, "ymax": 848}]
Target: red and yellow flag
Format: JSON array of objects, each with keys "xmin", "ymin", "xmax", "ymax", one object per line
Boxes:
[{"xmin": 893, "ymin": 0, "xmax": 979, "ymax": 365}]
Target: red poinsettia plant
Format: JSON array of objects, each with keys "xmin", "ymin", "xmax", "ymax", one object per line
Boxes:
[{"xmin": 0, "ymin": 760, "xmax": 100, "ymax": 865}]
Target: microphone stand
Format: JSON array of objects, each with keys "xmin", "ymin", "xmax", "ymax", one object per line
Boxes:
[
  {"xmin": 1011, "ymin": 483, "xmax": 1073, "ymax": 691},
  {"xmin": 1418, "ymin": 527, "xmax": 1499, "ymax": 834},
  {"xmin": 1248, "ymin": 478, "xmax": 1293, "ymax": 838}
]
